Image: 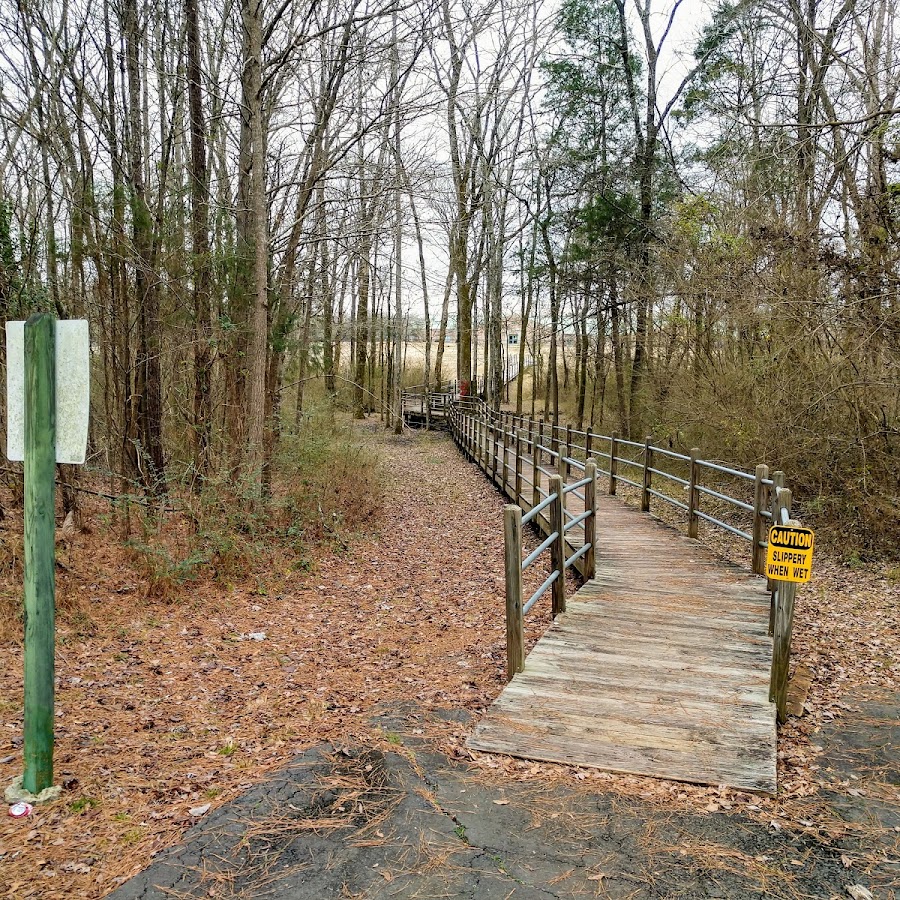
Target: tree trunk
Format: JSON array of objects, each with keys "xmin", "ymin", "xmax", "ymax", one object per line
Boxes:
[
  {"xmin": 241, "ymin": 0, "xmax": 269, "ymax": 490},
  {"xmin": 610, "ymin": 272, "xmax": 628, "ymax": 435},
  {"xmin": 124, "ymin": 0, "xmax": 166, "ymax": 494},
  {"xmin": 185, "ymin": 0, "xmax": 212, "ymax": 489},
  {"xmin": 353, "ymin": 227, "xmax": 372, "ymax": 418},
  {"xmin": 433, "ymin": 267, "xmax": 453, "ymax": 387}
]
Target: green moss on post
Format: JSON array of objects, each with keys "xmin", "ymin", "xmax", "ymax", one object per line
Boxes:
[{"xmin": 23, "ymin": 313, "xmax": 56, "ymax": 795}]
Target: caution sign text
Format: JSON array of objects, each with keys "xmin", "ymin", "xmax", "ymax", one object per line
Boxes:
[{"xmin": 766, "ymin": 525, "xmax": 815, "ymax": 583}]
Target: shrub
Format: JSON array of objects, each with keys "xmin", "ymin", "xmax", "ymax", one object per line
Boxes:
[{"xmin": 127, "ymin": 412, "xmax": 382, "ymax": 598}]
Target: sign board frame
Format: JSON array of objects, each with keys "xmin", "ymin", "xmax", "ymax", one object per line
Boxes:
[
  {"xmin": 765, "ymin": 524, "xmax": 815, "ymax": 583},
  {"xmin": 6, "ymin": 319, "xmax": 90, "ymax": 464}
]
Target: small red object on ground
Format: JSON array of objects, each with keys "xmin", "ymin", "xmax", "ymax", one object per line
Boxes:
[{"xmin": 8, "ymin": 802, "xmax": 33, "ymax": 818}]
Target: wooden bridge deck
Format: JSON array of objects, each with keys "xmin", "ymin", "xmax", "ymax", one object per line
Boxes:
[{"xmin": 464, "ymin": 438, "xmax": 777, "ymax": 793}]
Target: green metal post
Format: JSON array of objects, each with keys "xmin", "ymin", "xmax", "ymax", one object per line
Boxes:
[{"xmin": 23, "ymin": 314, "xmax": 56, "ymax": 794}]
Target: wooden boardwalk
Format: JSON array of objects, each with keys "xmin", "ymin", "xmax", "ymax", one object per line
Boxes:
[{"xmin": 462, "ymin": 429, "xmax": 778, "ymax": 793}]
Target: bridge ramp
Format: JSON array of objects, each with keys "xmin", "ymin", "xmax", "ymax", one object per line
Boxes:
[{"xmin": 467, "ymin": 497, "xmax": 777, "ymax": 793}]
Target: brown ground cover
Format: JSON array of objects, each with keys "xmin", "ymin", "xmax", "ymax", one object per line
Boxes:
[{"xmin": 0, "ymin": 420, "xmax": 897, "ymax": 898}]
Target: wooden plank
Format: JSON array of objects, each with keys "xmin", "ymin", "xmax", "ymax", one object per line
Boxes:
[
  {"xmin": 575, "ymin": 585, "xmax": 770, "ymax": 612},
  {"xmin": 569, "ymin": 586, "xmax": 770, "ymax": 612},
  {"xmin": 547, "ymin": 624, "xmax": 772, "ymax": 656},
  {"xmin": 473, "ymin": 706, "xmax": 774, "ymax": 760},
  {"xmin": 512, "ymin": 664, "xmax": 769, "ymax": 704},
  {"xmin": 497, "ymin": 683, "xmax": 775, "ymax": 729},
  {"xmin": 525, "ymin": 629, "xmax": 771, "ymax": 673},
  {"xmin": 544, "ymin": 609, "xmax": 770, "ymax": 645},
  {"xmin": 469, "ymin": 727, "xmax": 776, "ymax": 793},
  {"xmin": 535, "ymin": 638, "xmax": 770, "ymax": 669},
  {"xmin": 522, "ymin": 646, "xmax": 771, "ymax": 687},
  {"xmin": 559, "ymin": 603, "xmax": 772, "ymax": 637},
  {"xmin": 470, "ymin": 706, "xmax": 776, "ymax": 790}
]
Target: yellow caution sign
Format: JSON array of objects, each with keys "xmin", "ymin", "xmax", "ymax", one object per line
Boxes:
[{"xmin": 766, "ymin": 525, "xmax": 815, "ymax": 583}]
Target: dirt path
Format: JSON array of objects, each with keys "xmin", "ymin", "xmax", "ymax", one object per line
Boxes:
[{"xmin": 2, "ymin": 423, "xmax": 897, "ymax": 898}]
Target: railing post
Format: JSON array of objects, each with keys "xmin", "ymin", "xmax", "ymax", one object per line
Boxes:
[
  {"xmin": 585, "ymin": 428, "xmax": 593, "ymax": 460},
  {"xmin": 767, "ymin": 471, "xmax": 786, "ymax": 633},
  {"xmin": 475, "ymin": 415, "xmax": 481, "ymax": 468},
  {"xmin": 751, "ymin": 464, "xmax": 769, "ymax": 575},
  {"xmin": 773, "ymin": 574, "xmax": 798, "ymax": 724},
  {"xmin": 502, "ymin": 419, "xmax": 510, "ymax": 495},
  {"xmin": 532, "ymin": 421, "xmax": 541, "ymax": 511},
  {"xmin": 492, "ymin": 422, "xmax": 499, "ymax": 482},
  {"xmin": 527, "ymin": 419, "xmax": 535, "ymax": 497},
  {"xmin": 769, "ymin": 488, "xmax": 795, "ymax": 722},
  {"xmin": 504, "ymin": 504, "xmax": 524, "ymax": 681},
  {"xmin": 551, "ymin": 422, "xmax": 559, "ymax": 458},
  {"xmin": 515, "ymin": 434, "xmax": 523, "ymax": 504},
  {"xmin": 585, "ymin": 459, "xmax": 597, "ymax": 579},
  {"xmin": 688, "ymin": 448, "xmax": 700, "ymax": 539},
  {"xmin": 561, "ymin": 424, "xmax": 572, "ymax": 484},
  {"xmin": 641, "ymin": 435, "xmax": 652, "ymax": 512},
  {"xmin": 609, "ymin": 432, "xmax": 618, "ymax": 495},
  {"xmin": 549, "ymin": 473, "xmax": 566, "ymax": 617}
]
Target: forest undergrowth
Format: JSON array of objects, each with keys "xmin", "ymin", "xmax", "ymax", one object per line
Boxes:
[
  {"xmin": 0, "ymin": 415, "xmax": 896, "ymax": 899},
  {"xmin": 508, "ymin": 368, "xmax": 900, "ymax": 563}
]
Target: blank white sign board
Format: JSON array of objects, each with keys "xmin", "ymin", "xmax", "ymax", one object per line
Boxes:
[{"xmin": 6, "ymin": 320, "xmax": 90, "ymax": 464}]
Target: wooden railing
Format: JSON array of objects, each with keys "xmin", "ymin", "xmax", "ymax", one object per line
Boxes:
[
  {"xmin": 448, "ymin": 398, "xmax": 599, "ymax": 580},
  {"xmin": 502, "ymin": 463, "xmax": 597, "ymax": 681},
  {"xmin": 401, "ymin": 357, "xmax": 533, "ymax": 422},
  {"xmin": 400, "ymin": 380, "xmax": 457, "ymax": 423},
  {"xmin": 451, "ymin": 400, "xmax": 780, "ymax": 572},
  {"xmin": 446, "ymin": 397, "xmax": 805, "ymax": 722}
]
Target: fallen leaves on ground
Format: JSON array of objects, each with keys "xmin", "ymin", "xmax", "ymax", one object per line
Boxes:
[
  {"xmin": 0, "ymin": 421, "xmax": 558, "ymax": 898},
  {"xmin": 0, "ymin": 419, "xmax": 897, "ymax": 898}
]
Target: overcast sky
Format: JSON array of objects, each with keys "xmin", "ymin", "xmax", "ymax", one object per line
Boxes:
[{"xmin": 394, "ymin": 0, "xmax": 716, "ymax": 326}]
